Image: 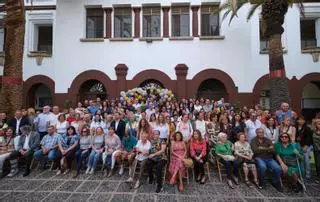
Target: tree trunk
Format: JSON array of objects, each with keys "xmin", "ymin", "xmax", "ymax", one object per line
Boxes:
[
  {"xmin": 262, "ymin": 0, "xmax": 290, "ymax": 112},
  {"xmin": 0, "ymin": 0, "xmax": 25, "ymax": 119}
]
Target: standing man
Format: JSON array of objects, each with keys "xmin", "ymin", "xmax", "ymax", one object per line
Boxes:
[
  {"xmin": 8, "ymin": 110, "xmax": 29, "ymax": 136},
  {"xmin": 34, "ymin": 106, "xmax": 54, "ymax": 140},
  {"xmin": 245, "ymin": 112, "xmax": 262, "ymax": 143},
  {"xmin": 276, "ymin": 102, "xmax": 296, "ymax": 124},
  {"xmin": 111, "ymin": 112, "xmax": 126, "ymax": 140}
]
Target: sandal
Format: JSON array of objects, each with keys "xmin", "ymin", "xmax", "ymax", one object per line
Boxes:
[{"xmin": 169, "ymin": 176, "xmax": 176, "ymax": 185}]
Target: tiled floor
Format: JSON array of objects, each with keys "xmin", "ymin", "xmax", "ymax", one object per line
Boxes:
[{"xmin": 0, "ymin": 168, "xmax": 320, "ymax": 202}]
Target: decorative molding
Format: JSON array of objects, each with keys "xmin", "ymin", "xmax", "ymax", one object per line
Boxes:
[
  {"xmin": 80, "ymin": 38, "xmax": 104, "ymax": 42},
  {"xmin": 199, "ymin": 36, "xmax": 225, "ymax": 40},
  {"xmin": 28, "ymin": 51, "xmax": 51, "ymax": 66},
  {"xmin": 169, "ymin": 36, "xmax": 194, "ymax": 41},
  {"xmin": 109, "ymin": 38, "xmax": 134, "ymax": 41}
]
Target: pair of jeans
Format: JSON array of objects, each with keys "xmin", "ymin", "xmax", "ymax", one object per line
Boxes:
[
  {"xmin": 34, "ymin": 149, "xmax": 59, "ymax": 168},
  {"xmin": 219, "ymin": 158, "xmax": 240, "ymax": 180},
  {"xmin": 87, "ymin": 150, "xmax": 102, "ymax": 170},
  {"xmin": 104, "ymin": 154, "xmax": 112, "ymax": 170},
  {"xmin": 75, "ymin": 149, "xmax": 90, "ymax": 172},
  {"xmin": 146, "ymin": 159, "xmax": 164, "ymax": 185},
  {"xmin": 255, "ymin": 157, "xmax": 281, "ymax": 185},
  {"xmin": 303, "ymin": 145, "xmax": 313, "ymax": 178}
]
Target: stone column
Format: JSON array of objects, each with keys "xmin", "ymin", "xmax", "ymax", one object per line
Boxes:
[
  {"xmin": 104, "ymin": 8, "xmax": 113, "ymax": 38},
  {"xmin": 133, "ymin": 7, "xmax": 141, "ymax": 38},
  {"xmin": 175, "ymin": 64, "xmax": 188, "ymax": 100},
  {"xmin": 162, "ymin": 7, "xmax": 170, "ymax": 37},
  {"xmin": 191, "ymin": 6, "xmax": 199, "ymax": 37},
  {"xmin": 115, "ymin": 64, "xmax": 128, "ymax": 97}
]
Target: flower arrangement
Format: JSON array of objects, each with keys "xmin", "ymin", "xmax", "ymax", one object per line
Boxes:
[{"xmin": 120, "ymin": 86, "xmax": 175, "ymax": 104}]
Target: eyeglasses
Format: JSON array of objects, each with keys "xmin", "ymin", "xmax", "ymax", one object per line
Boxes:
[
  {"xmin": 256, "ymin": 131, "xmax": 263, "ymax": 133},
  {"xmin": 280, "ymin": 136, "xmax": 289, "ymax": 139},
  {"xmin": 82, "ymin": 131, "xmax": 88, "ymax": 133}
]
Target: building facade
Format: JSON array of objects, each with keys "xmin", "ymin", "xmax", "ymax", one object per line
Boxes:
[{"xmin": 0, "ymin": 0, "xmax": 319, "ymax": 113}]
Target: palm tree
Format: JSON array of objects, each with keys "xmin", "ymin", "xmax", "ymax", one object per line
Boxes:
[
  {"xmin": 219, "ymin": 0, "xmax": 304, "ymax": 112},
  {"xmin": 0, "ymin": 0, "xmax": 25, "ymax": 118}
]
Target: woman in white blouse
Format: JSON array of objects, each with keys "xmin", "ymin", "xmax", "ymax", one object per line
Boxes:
[
  {"xmin": 195, "ymin": 112, "xmax": 206, "ymax": 139},
  {"xmin": 263, "ymin": 117, "xmax": 279, "ymax": 143},
  {"xmin": 154, "ymin": 114, "xmax": 169, "ymax": 141},
  {"xmin": 56, "ymin": 114, "xmax": 69, "ymax": 136},
  {"xmin": 176, "ymin": 114, "xmax": 193, "ymax": 142}
]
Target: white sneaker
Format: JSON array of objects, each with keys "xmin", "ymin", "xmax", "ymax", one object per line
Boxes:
[
  {"xmin": 85, "ymin": 167, "xmax": 91, "ymax": 174},
  {"xmin": 126, "ymin": 177, "xmax": 133, "ymax": 183},
  {"xmin": 134, "ymin": 180, "xmax": 140, "ymax": 189},
  {"xmin": 119, "ymin": 165, "xmax": 124, "ymax": 175},
  {"xmin": 7, "ymin": 169, "xmax": 18, "ymax": 177},
  {"xmin": 56, "ymin": 170, "xmax": 62, "ymax": 175},
  {"xmin": 63, "ymin": 169, "xmax": 70, "ymax": 175},
  {"xmin": 89, "ymin": 168, "xmax": 94, "ymax": 175}
]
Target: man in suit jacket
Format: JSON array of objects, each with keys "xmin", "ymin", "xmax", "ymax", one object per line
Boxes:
[
  {"xmin": 8, "ymin": 110, "xmax": 30, "ymax": 136},
  {"xmin": 7, "ymin": 125, "xmax": 40, "ymax": 177},
  {"xmin": 111, "ymin": 112, "xmax": 126, "ymax": 140}
]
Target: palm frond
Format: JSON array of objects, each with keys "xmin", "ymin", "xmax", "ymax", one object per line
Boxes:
[{"xmin": 247, "ymin": 3, "xmax": 261, "ymax": 21}]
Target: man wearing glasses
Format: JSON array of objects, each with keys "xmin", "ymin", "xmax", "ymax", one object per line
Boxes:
[
  {"xmin": 251, "ymin": 128, "xmax": 282, "ymax": 192},
  {"xmin": 34, "ymin": 106, "xmax": 54, "ymax": 140}
]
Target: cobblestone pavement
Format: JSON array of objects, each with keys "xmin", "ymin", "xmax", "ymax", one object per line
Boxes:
[{"xmin": 0, "ymin": 167, "xmax": 320, "ymax": 202}]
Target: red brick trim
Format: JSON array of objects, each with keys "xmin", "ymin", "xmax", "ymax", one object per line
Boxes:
[
  {"xmin": 104, "ymin": 8, "xmax": 113, "ymax": 38},
  {"xmin": 191, "ymin": 6, "xmax": 199, "ymax": 37},
  {"xmin": 188, "ymin": 69, "xmax": 238, "ymax": 102},
  {"xmin": 133, "ymin": 7, "xmax": 141, "ymax": 38},
  {"xmin": 23, "ymin": 75, "xmax": 55, "ymax": 108},
  {"xmin": 162, "ymin": 7, "xmax": 170, "ymax": 38}
]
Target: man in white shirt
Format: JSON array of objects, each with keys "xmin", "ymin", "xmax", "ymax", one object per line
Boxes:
[
  {"xmin": 145, "ymin": 103, "xmax": 156, "ymax": 121},
  {"xmin": 35, "ymin": 106, "xmax": 54, "ymax": 139},
  {"xmin": 245, "ymin": 112, "xmax": 262, "ymax": 143},
  {"xmin": 50, "ymin": 106, "xmax": 61, "ymax": 126}
]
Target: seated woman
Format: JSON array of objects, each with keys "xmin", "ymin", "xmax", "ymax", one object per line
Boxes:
[
  {"xmin": 169, "ymin": 131, "xmax": 187, "ymax": 192},
  {"xmin": 118, "ymin": 131, "xmax": 137, "ymax": 176},
  {"xmin": 0, "ymin": 127, "xmax": 17, "ymax": 176},
  {"xmin": 275, "ymin": 132, "xmax": 304, "ymax": 193},
  {"xmin": 86, "ymin": 127, "xmax": 105, "ymax": 174},
  {"xmin": 74, "ymin": 127, "xmax": 92, "ymax": 177},
  {"xmin": 56, "ymin": 126, "xmax": 79, "ymax": 175},
  {"xmin": 126, "ymin": 132, "xmax": 151, "ymax": 189},
  {"xmin": 234, "ymin": 132, "xmax": 260, "ymax": 188},
  {"xmin": 103, "ymin": 126, "xmax": 121, "ymax": 177},
  {"xmin": 215, "ymin": 132, "xmax": 240, "ymax": 189},
  {"xmin": 190, "ymin": 130, "xmax": 207, "ymax": 184}
]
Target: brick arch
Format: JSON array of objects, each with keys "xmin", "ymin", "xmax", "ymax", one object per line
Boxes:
[
  {"xmin": 188, "ymin": 69, "xmax": 237, "ymax": 102},
  {"xmin": 297, "ymin": 73, "xmax": 320, "ymax": 108},
  {"xmin": 68, "ymin": 70, "xmax": 116, "ymax": 104},
  {"xmin": 252, "ymin": 74, "xmax": 269, "ymax": 105},
  {"xmin": 23, "ymin": 75, "xmax": 55, "ymax": 108},
  {"xmin": 128, "ymin": 69, "xmax": 175, "ymax": 92}
]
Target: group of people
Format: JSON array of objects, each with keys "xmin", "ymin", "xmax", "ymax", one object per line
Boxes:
[{"xmin": 0, "ymin": 97, "xmax": 319, "ymax": 194}]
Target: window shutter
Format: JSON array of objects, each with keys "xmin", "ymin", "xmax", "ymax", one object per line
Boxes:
[
  {"xmin": 143, "ymin": 7, "xmax": 161, "ymax": 16},
  {"xmin": 201, "ymin": 5, "xmax": 218, "ymax": 14},
  {"xmin": 114, "ymin": 8, "xmax": 132, "ymax": 16},
  {"xmin": 172, "ymin": 6, "xmax": 189, "ymax": 15}
]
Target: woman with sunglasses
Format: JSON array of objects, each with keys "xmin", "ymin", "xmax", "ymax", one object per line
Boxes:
[
  {"xmin": 275, "ymin": 132, "xmax": 304, "ymax": 193},
  {"xmin": 73, "ymin": 127, "xmax": 92, "ymax": 177}
]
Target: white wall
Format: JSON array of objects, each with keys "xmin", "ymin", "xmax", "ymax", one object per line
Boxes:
[{"xmin": 17, "ymin": 0, "xmax": 320, "ymax": 94}]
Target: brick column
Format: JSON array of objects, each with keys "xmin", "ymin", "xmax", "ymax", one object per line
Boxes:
[
  {"xmin": 162, "ymin": 7, "xmax": 170, "ymax": 37},
  {"xmin": 175, "ymin": 64, "xmax": 188, "ymax": 100},
  {"xmin": 133, "ymin": 7, "xmax": 141, "ymax": 38},
  {"xmin": 191, "ymin": 6, "xmax": 199, "ymax": 37},
  {"xmin": 115, "ymin": 64, "xmax": 128, "ymax": 96},
  {"xmin": 104, "ymin": 8, "xmax": 112, "ymax": 38}
]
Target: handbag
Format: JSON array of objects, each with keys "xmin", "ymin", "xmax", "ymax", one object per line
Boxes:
[{"xmin": 183, "ymin": 158, "xmax": 194, "ymax": 168}]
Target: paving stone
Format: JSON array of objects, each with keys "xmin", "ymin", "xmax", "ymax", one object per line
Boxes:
[
  {"xmin": 43, "ymin": 192, "xmax": 71, "ymax": 202},
  {"xmin": 197, "ymin": 183, "xmax": 220, "ymax": 196},
  {"xmin": 244, "ymin": 198, "xmax": 268, "ymax": 202},
  {"xmin": 24, "ymin": 192, "xmax": 50, "ymax": 201},
  {"xmin": 88, "ymin": 193, "xmax": 112, "ymax": 202},
  {"xmin": 216, "ymin": 197, "xmax": 245, "ymax": 202},
  {"xmin": 36, "ymin": 170, "xmax": 56, "ymax": 179},
  {"xmin": 66, "ymin": 193, "xmax": 92, "ymax": 202},
  {"xmin": 75, "ymin": 181, "xmax": 99, "ymax": 192},
  {"xmin": 15, "ymin": 179, "xmax": 46, "ymax": 191},
  {"xmin": 57, "ymin": 180, "xmax": 83, "ymax": 192},
  {"xmin": 179, "ymin": 196, "xmax": 202, "ymax": 202},
  {"xmin": 214, "ymin": 184, "xmax": 241, "ymax": 198},
  {"xmin": 257, "ymin": 185, "xmax": 286, "ymax": 197},
  {"xmin": 0, "ymin": 180, "xmax": 27, "ymax": 190},
  {"xmin": 0, "ymin": 191, "xmax": 29, "ymax": 202},
  {"xmin": 156, "ymin": 195, "xmax": 178, "ymax": 202},
  {"xmin": 110, "ymin": 194, "xmax": 133, "ymax": 202},
  {"xmin": 95, "ymin": 181, "xmax": 119, "ymax": 193},
  {"xmin": 236, "ymin": 184, "xmax": 263, "ymax": 197},
  {"xmin": 117, "ymin": 182, "xmax": 136, "ymax": 193},
  {"xmin": 35, "ymin": 180, "xmax": 65, "ymax": 191},
  {"xmin": 133, "ymin": 194, "xmax": 155, "ymax": 202}
]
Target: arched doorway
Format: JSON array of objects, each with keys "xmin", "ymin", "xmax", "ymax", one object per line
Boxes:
[
  {"xmin": 197, "ymin": 79, "xmax": 227, "ymax": 100},
  {"xmin": 27, "ymin": 84, "xmax": 53, "ymax": 110},
  {"xmin": 78, "ymin": 79, "xmax": 107, "ymax": 101},
  {"xmin": 301, "ymin": 82, "xmax": 320, "ymax": 120},
  {"xmin": 139, "ymin": 79, "xmax": 164, "ymax": 89}
]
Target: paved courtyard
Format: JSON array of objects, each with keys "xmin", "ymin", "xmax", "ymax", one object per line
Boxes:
[{"xmin": 0, "ymin": 168, "xmax": 320, "ymax": 202}]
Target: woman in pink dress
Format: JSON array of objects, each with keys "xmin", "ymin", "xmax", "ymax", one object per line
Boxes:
[{"xmin": 169, "ymin": 131, "xmax": 187, "ymax": 192}]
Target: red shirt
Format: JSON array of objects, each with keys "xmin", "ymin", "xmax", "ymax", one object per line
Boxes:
[
  {"xmin": 190, "ymin": 139, "xmax": 207, "ymax": 158},
  {"xmin": 67, "ymin": 116, "xmax": 76, "ymax": 125}
]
